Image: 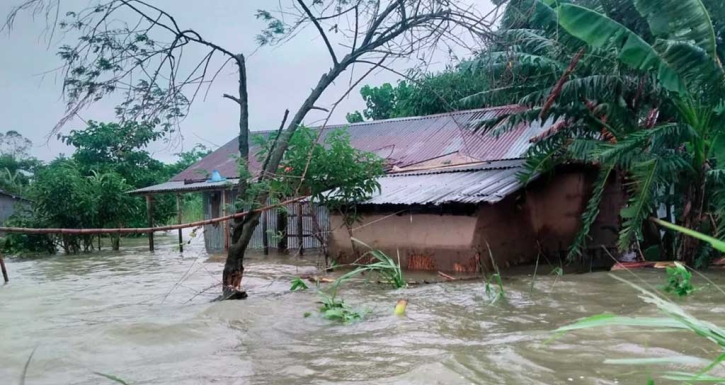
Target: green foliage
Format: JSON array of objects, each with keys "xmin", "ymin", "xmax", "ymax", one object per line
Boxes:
[
  {"xmin": 485, "ymin": 273, "xmax": 506, "ymax": 304},
  {"xmin": 567, "ymin": 164, "xmax": 615, "ymax": 260},
  {"xmin": 5, "ymin": 160, "xmax": 137, "ymax": 254},
  {"xmin": 317, "ymin": 287, "xmax": 367, "ymax": 323},
  {"xmin": 0, "ymin": 131, "xmax": 41, "ymax": 195},
  {"xmin": 336, "ymin": 238, "xmax": 406, "ymax": 289},
  {"xmin": 662, "ymin": 262, "xmax": 697, "ymax": 297},
  {"xmin": 465, "ymin": 0, "xmax": 725, "ymax": 265},
  {"xmin": 359, "ymin": 83, "xmax": 399, "ymax": 120},
  {"xmin": 348, "ymin": 67, "xmax": 490, "ymax": 121},
  {"xmin": 253, "ymin": 126, "xmax": 383, "ymax": 241},
  {"xmin": 167, "ymin": 144, "xmax": 212, "ymax": 177},
  {"xmin": 555, "ymin": 274, "xmax": 725, "ymax": 383},
  {"xmin": 290, "ymin": 277, "xmax": 309, "ymax": 291},
  {"xmin": 345, "ymin": 111, "xmax": 364, "ymax": 124},
  {"xmin": 59, "ymin": 121, "xmax": 168, "ymax": 188}
]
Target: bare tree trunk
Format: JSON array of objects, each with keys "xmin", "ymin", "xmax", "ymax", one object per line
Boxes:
[
  {"xmin": 222, "ymin": 54, "xmax": 251, "ymax": 299},
  {"xmin": 222, "ymin": 59, "xmax": 348, "ymax": 299},
  {"xmin": 112, "ymin": 235, "xmax": 120, "ymax": 251},
  {"xmin": 0, "ymin": 252, "xmax": 8, "ymax": 283}
]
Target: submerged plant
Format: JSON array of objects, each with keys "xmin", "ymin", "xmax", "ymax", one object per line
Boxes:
[
  {"xmin": 338, "ymin": 239, "xmax": 406, "ymax": 289},
  {"xmin": 662, "ymin": 262, "xmax": 697, "ymax": 297},
  {"xmin": 555, "ymin": 274, "xmax": 725, "ymax": 383},
  {"xmin": 484, "ymin": 273, "xmax": 505, "ymax": 304},
  {"xmin": 94, "ymin": 372, "xmax": 130, "ymax": 385},
  {"xmin": 483, "ymin": 241, "xmax": 505, "ymax": 304},
  {"xmin": 290, "ymin": 277, "xmax": 309, "ymax": 292},
  {"xmin": 317, "ymin": 287, "xmax": 367, "ymax": 323}
]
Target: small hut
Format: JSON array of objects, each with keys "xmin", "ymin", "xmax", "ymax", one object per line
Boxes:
[{"xmin": 134, "ymin": 105, "xmax": 622, "ymax": 263}]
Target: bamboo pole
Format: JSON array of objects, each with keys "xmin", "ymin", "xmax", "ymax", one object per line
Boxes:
[
  {"xmin": 222, "ymin": 191, "xmax": 229, "ymax": 251},
  {"xmin": 147, "ymin": 195, "xmax": 155, "ymax": 252},
  {"xmin": 0, "ymin": 252, "xmax": 8, "ymax": 283},
  {"xmin": 297, "ymin": 202, "xmax": 304, "ymax": 256},
  {"xmin": 176, "ymin": 194, "xmax": 183, "ymax": 252},
  {"xmin": 277, "ymin": 209, "xmax": 288, "ymax": 252},
  {"xmin": 0, "ymin": 197, "xmax": 305, "ymax": 235},
  {"xmin": 262, "ymin": 209, "xmax": 269, "ymax": 255}
]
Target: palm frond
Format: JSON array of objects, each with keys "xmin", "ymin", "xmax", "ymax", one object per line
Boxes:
[
  {"xmin": 557, "ymin": 3, "xmax": 686, "ymax": 94},
  {"xmin": 635, "ymin": 0, "xmax": 719, "ymax": 61},
  {"xmin": 496, "ymin": 28, "xmax": 560, "ymax": 53},
  {"xmin": 619, "ymin": 155, "xmax": 689, "ymax": 250},
  {"xmin": 596, "ymin": 123, "xmax": 696, "ymax": 167},
  {"xmin": 568, "ymin": 163, "xmax": 616, "ymax": 260}
]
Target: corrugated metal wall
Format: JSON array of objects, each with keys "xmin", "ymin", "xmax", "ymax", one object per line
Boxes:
[
  {"xmin": 202, "ymin": 190, "xmax": 329, "ymax": 254},
  {"xmin": 0, "ymin": 196, "xmax": 21, "ymax": 225}
]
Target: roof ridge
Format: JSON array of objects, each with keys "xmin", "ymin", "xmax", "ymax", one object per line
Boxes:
[
  {"xmin": 385, "ymin": 158, "xmax": 526, "ymax": 178},
  {"xmin": 244, "ymin": 105, "xmax": 523, "ymax": 134},
  {"xmin": 337, "ymin": 105, "xmax": 523, "ymax": 128}
]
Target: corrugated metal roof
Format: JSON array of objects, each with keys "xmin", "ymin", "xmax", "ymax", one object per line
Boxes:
[
  {"xmin": 129, "ymin": 178, "xmax": 240, "ymax": 195},
  {"xmin": 172, "ymin": 106, "xmax": 552, "ymax": 182},
  {"xmin": 359, "ymin": 159, "xmax": 533, "ymax": 205},
  {"xmin": 0, "ymin": 189, "xmax": 29, "ymax": 201}
]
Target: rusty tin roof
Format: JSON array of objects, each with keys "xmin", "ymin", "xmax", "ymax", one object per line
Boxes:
[{"xmin": 171, "ymin": 106, "xmax": 551, "ymax": 182}]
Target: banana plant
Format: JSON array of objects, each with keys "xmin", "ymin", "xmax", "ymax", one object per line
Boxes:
[{"xmin": 463, "ymin": 0, "xmax": 725, "ymax": 265}]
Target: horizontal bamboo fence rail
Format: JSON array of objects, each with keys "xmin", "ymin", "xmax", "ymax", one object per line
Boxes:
[{"xmin": 0, "ymin": 197, "xmax": 305, "ymax": 235}]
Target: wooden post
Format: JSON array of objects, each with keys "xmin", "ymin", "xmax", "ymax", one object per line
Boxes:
[
  {"xmin": 222, "ymin": 190, "xmax": 230, "ymax": 251},
  {"xmin": 277, "ymin": 210, "xmax": 288, "ymax": 252},
  {"xmin": 297, "ymin": 202, "xmax": 304, "ymax": 256},
  {"xmin": 0, "ymin": 252, "xmax": 8, "ymax": 283},
  {"xmin": 176, "ymin": 194, "xmax": 183, "ymax": 252},
  {"xmin": 262, "ymin": 209, "xmax": 269, "ymax": 255},
  {"xmin": 146, "ymin": 195, "xmax": 155, "ymax": 252}
]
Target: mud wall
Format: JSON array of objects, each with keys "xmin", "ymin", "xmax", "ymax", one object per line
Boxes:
[
  {"xmin": 328, "ymin": 168, "xmax": 623, "ymax": 272},
  {"xmin": 472, "ymin": 194, "xmax": 538, "ymax": 271},
  {"xmin": 328, "ymin": 211, "xmax": 479, "ymax": 272}
]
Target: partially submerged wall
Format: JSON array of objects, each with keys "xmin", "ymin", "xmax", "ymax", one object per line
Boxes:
[
  {"xmin": 328, "ymin": 167, "xmax": 623, "ymax": 272},
  {"xmin": 328, "ymin": 209, "xmax": 479, "ymax": 272},
  {"xmin": 472, "ymin": 194, "xmax": 538, "ymax": 272}
]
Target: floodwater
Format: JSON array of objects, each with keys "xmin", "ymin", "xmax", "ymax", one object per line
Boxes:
[{"xmin": 2, "ymin": 233, "xmax": 725, "ymax": 385}]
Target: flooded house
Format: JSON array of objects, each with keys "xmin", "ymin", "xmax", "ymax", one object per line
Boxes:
[
  {"xmin": 133, "ymin": 106, "xmax": 622, "ymax": 270},
  {"xmin": 328, "ymin": 160, "xmax": 623, "ymax": 272}
]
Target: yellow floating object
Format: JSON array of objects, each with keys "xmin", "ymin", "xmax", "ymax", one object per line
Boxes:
[{"xmin": 394, "ymin": 299, "xmax": 408, "ymax": 316}]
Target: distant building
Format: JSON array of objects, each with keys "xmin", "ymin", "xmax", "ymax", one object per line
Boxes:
[
  {"xmin": 133, "ymin": 106, "xmax": 623, "ymax": 270},
  {"xmin": 0, "ymin": 190, "xmax": 29, "ymax": 226}
]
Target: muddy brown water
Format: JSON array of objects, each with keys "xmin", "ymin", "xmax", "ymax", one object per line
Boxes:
[{"xmin": 2, "ymin": 232, "xmax": 725, "ymax": 384}]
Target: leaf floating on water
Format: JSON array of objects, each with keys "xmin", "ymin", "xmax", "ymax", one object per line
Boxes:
[{"xmin": 93, "ymin": 372, "xmax": 131, "ymax": 385}]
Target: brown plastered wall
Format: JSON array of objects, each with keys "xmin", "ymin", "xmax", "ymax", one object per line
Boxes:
[
  {"xmin": 328, "ymin": 211, "xmax": 480, "ymax": 272},
  {"xmin": 525, "ymin": 168, "xmax": 623, "ymax": 258},
  {"xmin": 526, "ymin": 171, "xmax": 591, "ymax": 256},
  {"xmin": 328, "ymin": 168, "xmax": 623, "ymax": 271},
  {"xmin": 472, "ymin": 194, "xmax": 538, "ymax": 271}
]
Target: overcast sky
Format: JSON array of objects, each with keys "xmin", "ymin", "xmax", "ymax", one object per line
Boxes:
[{"xmin": 1, "ymin": 0, "xmax": 491, "ymax": 163}]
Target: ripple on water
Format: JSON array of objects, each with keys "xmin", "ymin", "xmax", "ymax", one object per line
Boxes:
[{"xmin": 2, "ymin": 233, "xmax": 725, "ymax": 384}]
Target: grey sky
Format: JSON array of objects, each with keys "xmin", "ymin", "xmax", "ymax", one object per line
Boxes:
[{"xmin": 1, "ymin": 1, "xmax": 491, "ymax": 163}]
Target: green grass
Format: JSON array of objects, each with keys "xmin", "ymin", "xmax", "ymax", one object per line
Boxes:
[
  {"xmin": 483, "ymin": 241, "xmax": 505, "ymax": 304},
  {"xmin": 337, "ymin": 238, "xmax": 406, "ymax": 289},
  {"xmin": 290, "ymin": 277, "xmax": 309, "ymax": 291},
  {"xmin": 662, "ymin": 262, "xmax": 698, "ymax": 297},
  {"xmin": 182, "ymin": 194, "xmax": 204, "ymax": 222},
  {"xmin": 317, "ymin": 287, "xmax": 367, "ymax": 323}
]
